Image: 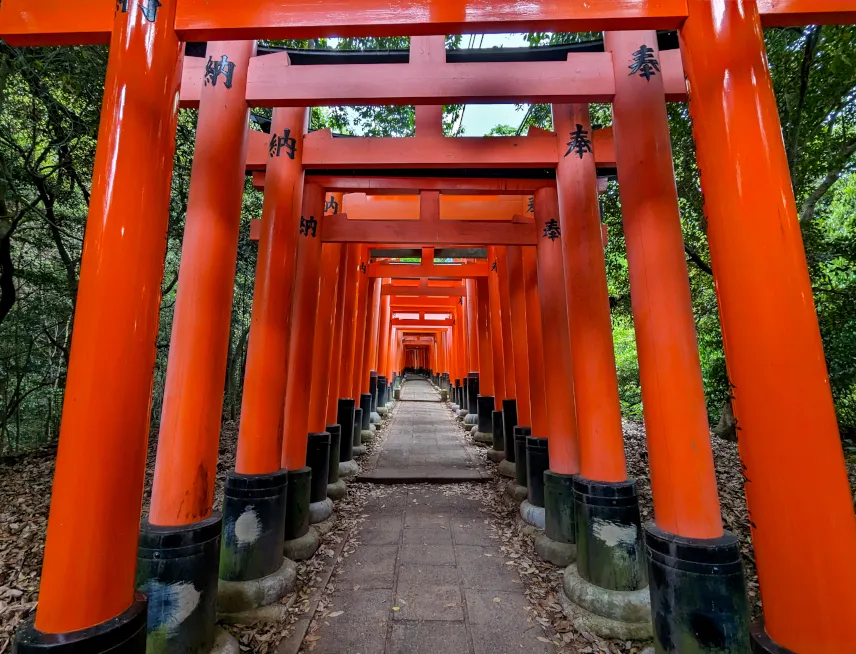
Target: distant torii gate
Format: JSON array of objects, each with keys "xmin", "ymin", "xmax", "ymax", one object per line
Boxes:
[{"xmin": 3, "ymin": 2, "xmax": 855, "ymax": 654}]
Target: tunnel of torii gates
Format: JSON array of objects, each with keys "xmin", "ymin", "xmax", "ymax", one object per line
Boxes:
[{"xmin": 3, "ymin": 1, "xmax": 856, "ymax": 654}]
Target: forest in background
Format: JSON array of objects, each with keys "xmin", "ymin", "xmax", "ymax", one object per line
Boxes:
[{"xmin": 0, "ymin": 27, "xmax": 854, "ymax": 456}]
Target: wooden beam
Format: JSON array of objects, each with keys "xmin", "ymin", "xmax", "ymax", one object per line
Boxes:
[
  {"xmin": 370, "ymin": 262, "xmax": 488, "ymax": 278},
  {"xmin": 247, "ymin": 52, "xmax": 615, "ymax": 106},
  {"xmin": 3, "ymin": 1, "xmax": 853, "ymax": 47},
  {"xmin": 383, "ymin": 285, "xmax": 466, "ymax": 297},
  {"xmin": 247, "ymin": 126, "xmax": 614, "ymax": 174},
  {"xmin": 392, "ymin": 318, "xmax": 455, "ymax": 326},
  {"xmin": 323, "ymin": 214, "xmax": 538, "ymax": 245},
  {"xmin": 390, "ymin": 296, "xmax": 461, "ymax": 307},
  {"xmin": 305, "ymin": 176, "xmax": 556, "ymax": 194}
]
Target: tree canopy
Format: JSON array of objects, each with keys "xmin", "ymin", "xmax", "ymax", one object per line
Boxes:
[{"xmin": 0, "ymin": 27, "xmax": 854, "ymax": 455}]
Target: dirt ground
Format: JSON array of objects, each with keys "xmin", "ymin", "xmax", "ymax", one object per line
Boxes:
[{"xmin": 1, "ymin": 417, "xmax": 854, "ymax": 653}]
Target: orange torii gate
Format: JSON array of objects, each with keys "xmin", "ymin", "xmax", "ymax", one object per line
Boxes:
[{"xmin": 3, "ymin": 2, "xmax": 856, "ymax": 654}]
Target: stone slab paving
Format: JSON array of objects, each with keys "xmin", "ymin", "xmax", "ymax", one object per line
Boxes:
[
  {"xmin": 357, "ymin": 379, "xmax": 490, "ymax": 484},
  {"xmin": 310, "ymin": 379, "xmax": 552, "ymax": 654}
]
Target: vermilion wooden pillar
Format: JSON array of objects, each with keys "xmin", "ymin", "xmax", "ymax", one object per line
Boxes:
[
  {"xmin": 338, "ymin": 243, "xmax": 361, "ymax": 399},
  {"xmin": 377, "ymin": 279, "xmax": 392, "ymax": 384},
  {"xmin": 533, "ymin": 188, "xmax": 579, "ymax": 474},
  {"xmin": 150, "ymin": 40, "xmax": 255, "ymax": 527},
  {"xmin": 282, "ymin": 183, "xmax": 326, "ymax": 471},
  {"xmin": 522, "ymin": 247, "xmax": 548, "ymax": 436},
  {"xmin": 351, "ymin": 247, "xmax": 370, "ymax": 398},
  {"xmin": 487, "ymin": 247, "xmax": 506, "ymax": 408},
  {"xmin": 466, "ymin": 278, "xmax": 480, "ymax": 371},
  {"xmin": 506, "ymin": 247, "xmax": 532, "ymax": 427},
  {"xmin": 609, "ymin": 29, "xmax": 744, "ymax": 651},
  {"xmin": 554, "ymin": 103, "xmax": 627, "ymax": 483},
  {"xmin": 31, "ymin": 0, "xmax": 182, "ymax": 639},
  {"xmin": 680, "ymin": 6, "xmax": 856, "ymax": 651},
  {"xmin": 235, "ymin": 106, "xmax": 307, "ymax": 475},
  {"xmin": 326, "ymin": 238, "xmax": 349, "ymax": 425},
  {"xmin": 364, "ymin": 276, "xmax": 383, "ymax": 390},
  {"xmin": 608, "ymin": 32, "xmax": 720, "ymax": 539},
  {"xmin": 495, "ymin": 247, "xmax": 517, "ymax": 402},
  {"xmin": 475, "ymin": 277, "xmax": 494, "ymax": 396},
  {"xmin": 308, "ymin": 241, "xmax": 343, "ymax": 433}
]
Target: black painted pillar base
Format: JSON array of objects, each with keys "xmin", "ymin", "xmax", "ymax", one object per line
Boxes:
[
  {"xmin": 476, "ymin": 395, "xmax": 494, "ymax": 434},
  {"xmin": 461, "ymin": 378, "xmax": 469, "ymax": 413},
  {"xmin": 369, "ymin": 371, "xmax": 379, "ymax": 412},
  {"xmin": 536, "ymin": 471, "xmax": 577, "ymax": 566},
  {"xmin": 377, "ymin": 376, "xmax": 388, "ymax": 410},
  {"xmin": 352, "ymin": 408, "xmax": 363, "ymax": 448},
  {"xmin": 326, "ymin": 425, "xmax": 341, "ymax": 485},
  {"xmin": 220, "ymin": 470, "xmax": 288, "ymax": 583},
  {"xmin": 359, "ymin": 394, "xmax": 372, "ymax": 431},
  {"xmin": 137, "ymin": 513, "xmax": 222, "ymax": 654},
  {"xmin": 525, "ymin": 436, "xmax": 549, "ymax": 508},
  {"xmin": 337, "ymin": 398, "xmax": 355, "ymax": 463},
  {"xmin": 501, "ymin": 399, "xmax": 518, "ymax": 463},
  {"xmin": 465, "ymin": 372, "xmax": 479, "ymax": 425},
  {"xmin": 513, "ymin": 426, "xmax": 531, "ymax": 488},
  {"xmin": 751, "ymin": 624, "xmax": 797, "ymax": 654},
  {"xmin": 284, "ymin": 467, "xmax": 311, "ymax": 542},
  {"xmin": 645, "ymin": 523, "xmax": 751, "ymax": 653},
  {"xmin": 15, "ymin": 595, "xmax": 148, "ymax": 653},
  {"xmin": 575, "ymin": 478, "xmax": 646, "ymax": 591},
  {"xmin": 307, "ymin": 432, "xmax": 331, "ymax": 504}
]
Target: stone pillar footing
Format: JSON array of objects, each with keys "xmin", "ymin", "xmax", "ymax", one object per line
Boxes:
[
  {"xmin": 220, "ymin": 470, "xmax": 288, "ymax": 583},
  {"xmin": 464, "ymin": 412, "xmax": 478, "ymax": 426},
  {"xmin": 471, "ymin": 423, "xmax": 493, "ymax": 445},
  {"xmin": 15, "ymin": 594, "xmax": 148, "ymax": 653},
  {"xmin": 284, "ymin": 467, "xmax": 311, "ymax": 542},
  {"xmin": 309, "ymin": 497, "xmax": 334, "ymax": 524},
  {"xmin": 519, "ymin": 499, "xmax": 545, "ymax": 530},
  {"xmin": 645, "ymin": 523, "xmax": 751, "ymax": 653},
  {"xmin": 505, "ymin": 481, "xmax": 528, "ymax": 503},
  {"xmin": 284, "ymin": 525, "xmax": 320, "ymax": 561},
  {"xmin": 217, "ymin": 558, "xmax": 297, "ymax": 614},
  {"xmin": 750, "ymin": 624, "xmax": 797, "ymax": 654},
  {"xmin": 486, "ymin": 449, "xmax": 505, "ymax": 463},
  {"xmin": 534, "ymin": 532, "xmax": 577, "ymax": 567},
  {"xmin": 339, "ymin": 459, "xmax": 360, "ymax": 478},
  {"xmin": 561, "ymin": 564, "xmax": 652, "ymax": 640},
  {"xmin": 497, "ymin": 458, "xmax": 516, "ymax": 478},
  {"xmin": 137, "ymin": 513, "xmax": 223, "ymax": 653},
  {"xmin": 327, "ymin": 479, "xmax": 347, "ymax": 501}
]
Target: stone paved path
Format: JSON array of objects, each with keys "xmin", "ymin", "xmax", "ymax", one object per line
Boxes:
[
  {"xmin": 358, "ymin": 378, "xmax": 490, "ymax": 483},
  {"xmin": 311, "ymin": 378, "xmax": 552, "ymax": 654}
]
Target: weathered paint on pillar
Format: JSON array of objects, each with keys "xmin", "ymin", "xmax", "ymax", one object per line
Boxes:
[
  {"xmin": 150, "ymin": 40, "xmax": 256, "ymax": 528},
  {"xmin": 282, "ymin": 183, "xmax": 326, "ymax": 470},
  {"xmin": 554, "ymin": 103, "xmax": 627, "ymax": 483},
  {"xmin": 308, "ymin": 241, "xmax": 342, "ymax": 433},
  {"xmin": 522, "ymin": 247, "xmax": 548, "ymax": 435},
  {"xmin": 235, "ymin": 106, "xmax": 307, "ymax": 475},
  {"xmin": 534, "ymin": 188, "xmax": 579, "ymax": 473},
  {"xmin": 475, "ymin": 276, "xmax": 494, "ymax": 396},
  {"xmin": 506, "ymin": 246, "xmax": 532, "ymax": 427},
  {"xmin": 35, "ymin": 0, "xmax": 183, "ymax": 634},
  {"xmin": 607, "ymin": 30, "xmax": 721, "ymax": 539},
  {"xmin": 496, "ymin": 247, "xmax": 517, "ymax": 401},
  {"xmin": 680, "ymin": 7, "xmax": 856, "ymax": 648},
  {"xmin": 487, "ymin": 247, "xmax": 506, "ymax": 407}
]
